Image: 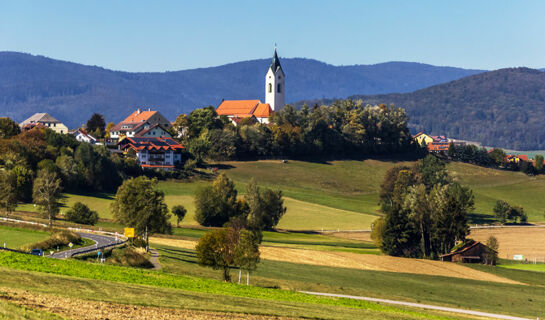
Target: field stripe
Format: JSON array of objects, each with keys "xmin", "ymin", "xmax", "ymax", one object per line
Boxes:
[{"xmin": 300, "ymin": 291, "xmax": 530, "ymax": 320}]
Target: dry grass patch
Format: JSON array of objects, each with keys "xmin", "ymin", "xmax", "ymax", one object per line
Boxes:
[
  {"xmin": 0, "ymin": 288, "xmax": 294, "ymax": 320},
  {"xmin": 470, "ymin": 226, "xmax": 545, "ymax": 260},
  {"xmin": 325, "ymin": 231, "xmax": 373, "ymax": 242},
  {"xmin": 150, "ymin": 237, "xmax": 520, "ymax": 285}
]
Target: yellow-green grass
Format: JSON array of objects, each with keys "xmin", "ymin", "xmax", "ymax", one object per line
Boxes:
[
  {"xmin": 0, "ymin": 252, "xmax": 473, "ymax": 320},
  {"xmin": 0, "ymin": 299, "xmax": 65, "ymax": 320},
  {"xmin": 15, "ymin": 159, "xmax": 545, "ymax": 229},
  {"xmin": 499, "ymin": 264, "xmax": 545, "ymax": 273},
  {"xmin": 0, "ymin": 225, "xmax": 49, "ymax": 249},
  {"xmin": 153, "ymin": 243, "xmax": 545, "ymax": 319}
]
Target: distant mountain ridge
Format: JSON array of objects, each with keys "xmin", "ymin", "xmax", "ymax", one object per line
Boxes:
[
  {"xmin": 0, "ymin": 51, "xmax": 484, "ymax": 127},
  {"xmin": 300, "ymin": 68, "xmax": 545, "ymax": 150}
]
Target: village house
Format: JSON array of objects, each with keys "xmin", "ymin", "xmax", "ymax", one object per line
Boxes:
[
  {"xmin": 72, "ymin": 129, "xmax": 97, "ymax": 144},
  {"xmin": 20, "ymin": 113, "xmax": 69, "ymax": 134},
  {"xmin": 216, "ymin": 48, "xmax": 284, "ymax": 125},
  {"xmin": 109, "ymin": 108, "xmax": 172, "ymax": 141},
  {"xmin": 439, "ymin": 240, "xmax": 496, "ymax": 264},
  {"xmin": 117, "ymin": 137, "xmax": 184, "ymax": 171},
  {"xmin": 505, "ymin": 154, "xmax": 529, "ymax": 164},
  {"xmin": 413, "ymin": 132, "xmax": 450, "ymax": 152}
]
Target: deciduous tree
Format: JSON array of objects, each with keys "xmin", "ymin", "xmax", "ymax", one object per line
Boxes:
[
  {"xmin": 32, "ymin": 169, "xmax": 62, "ymax": 227},
  {"xmin": 111, "ymin": 177, "xmax": 172, "ymax": 251},
  {"xmin": 65, "ymin": 202, "xmax": 99, "ymax": 225},
  {"xmin": 172, "ymin": 205, "xmax": 187, "ymax": 227},
  {"xmin": 0, "ymin": 170, "xmax": 17, "ymax": 218}
]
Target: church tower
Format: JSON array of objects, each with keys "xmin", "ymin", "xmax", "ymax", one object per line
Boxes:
[{"xmin": 265, "ymin": 47, "xmax": 285, "ymax": 111}]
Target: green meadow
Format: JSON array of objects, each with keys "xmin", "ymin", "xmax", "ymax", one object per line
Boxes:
[
  {"xmin": 15, "ymin": 159, "xmax": 545, "ymax": 230},
  {"xmin": 0, "ymin": 225, "xmax": 49, "ymax": 249}
]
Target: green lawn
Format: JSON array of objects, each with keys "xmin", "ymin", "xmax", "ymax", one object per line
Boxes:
[
  {"xmin": 154, "ymin": 243, "xmax": 545, "ymax": 319},
  {"xmin": 0, "ymin": 252, "xmax": 471, "ymax": 320},
  {"xmin": 0, "ymin": 225, "xmax": 49, "ymax": 249},
  {"xmin": 499, "ymin": 263, "xmax": 545, "ymax": 273},
  {"xmin": 14, "ymin": 159, "xmax": 545, "ymax": 231}
]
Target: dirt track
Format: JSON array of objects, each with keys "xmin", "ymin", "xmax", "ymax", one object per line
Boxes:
[
  {"xmin": 0, "ymin": 288, "xmax": 293, "ymax": 320},
  {"xmin": 150, "ymin": 237, "xmax": 521, "ymax": 285},
  {"xmin": 470, "ymin": 226, "xmax": 545, "ymax": 261}
]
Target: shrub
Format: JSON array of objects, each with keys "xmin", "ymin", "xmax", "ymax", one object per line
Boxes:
[
  {"xmin": 22, "ymin": 230, "xmax": 82, "ymax": 251},
  {"xmin": 65, "ymin": 202, "xmax": 99, "ymax": 225},
  {"xmin": 109, "ymin": 246, "xmax": 153, "ymax": 268}
]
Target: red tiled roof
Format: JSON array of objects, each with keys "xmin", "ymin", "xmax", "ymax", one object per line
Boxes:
[
  {"xmin": 119, "ymin": 137, "xmax": 184, "ymax": 152},
  {"xmin": 253, "ymin": 103, "xmax": 273, "ymax": 118},
  {"xmin": 216, "ymin": 100, "xmax": 260, "ymax": 116},
  {"xmin": 123, "ymin": 110, "xmax": 157, "ymax": 123}
]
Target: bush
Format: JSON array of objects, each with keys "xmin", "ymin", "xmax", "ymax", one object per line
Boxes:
[
  {"xmin": 65, "ymin": 202, "xmax": 99, "ymax": 225},
  {"xmin": 22, "ymin": 230, "xmax": 82, "ymax": 251},
  {"xmin": 109, "ymin": 246, "xmax": 153, "ymax": 268}
]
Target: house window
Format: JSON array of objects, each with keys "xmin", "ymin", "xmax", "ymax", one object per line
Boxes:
[
  {"xmin": 277, "ymin": 83, "xmax": 282, "ymax": 93},
  {"xmin": 268, "ymin": 83, "xmax": 272, "ymax": 93}
]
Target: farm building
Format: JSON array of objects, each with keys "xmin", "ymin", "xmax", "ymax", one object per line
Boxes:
[{"xmin": 439, "ymin": 240, "xmax": 495, "ymax": 264}]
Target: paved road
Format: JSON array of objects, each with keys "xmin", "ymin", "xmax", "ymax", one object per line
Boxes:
[
  {"xmin": 50, "ymin": 233, "xmax": 122, "ymax": 259},
  {"xmin": 299, "ymin": 291, "xmax": 532, "ymax": 320},
  {"xmin": 148, "ymin": 248, "xmax": 162, "ymax": 270}
]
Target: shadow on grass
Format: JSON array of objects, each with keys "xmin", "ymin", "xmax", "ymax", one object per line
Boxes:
[{"xmin": 467, "ymin": 213, "xmax": 497, "ymax": 225}]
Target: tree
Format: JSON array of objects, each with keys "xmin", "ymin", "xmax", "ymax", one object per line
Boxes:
[
  {"xmin": 234, "ymin": 229, "xmax": 260, "ymax": 285},
  {"xmin": 484, "ymin": 236, "xmax": 499, "ymax": 266},
  {"xmin": 493, "ymin": 200, "xmax": 510, "ymax": 224},
  {"xmin": 196, "ymin": 227, "xmax": 260, "ymax": 282},
  {"xmin": 196, "ymin": 228, "xmax": 236, "ymax": 281},
  {"xmin": 416, "ymin": 155, "xmax": 450, "ymax": 189},
  {"xmin": 32, "ymin": 169, "xmax": 62, "ymax": 227},
  {"xmin": 0, "ymin": 170, "xmax": 17, "ymax": 218},
  {"xmin": 0, "ymin": 117, "xmax": 21, "ymax": 139},
  {"xmin": 65, "ymin": 202, "xmax": 99, "ymax": 225},
  {"xmin": 11, "ymin": 166, "xmax": 33, "ymax": 202},
  {"xmin": 171, "ymin": 205, "xmax": 187, "ymax": 227},
  {"xmin": 488, "ymin": 148, "xmax": 506, "ymax": 167},
  {"xmin": 111, "ymin": 177, "xmax": 172, "ymax": 251},
  {"xmin": 244, "ymin": 178, "xmax": 286, "ymax": 231},
  {"xmin": 105, "ymin": 122, "xmax": 115, "ymax": 139},
  {"xmin": 534, "ymin": 154, "xmax": 544, "ymax": 173},
  {"xmin": 194, "ymin": 174, "xmax": 242, "ymax": 227},
  {"xmin": 86, "ymin": 113, "xmax": 105, "ymax": 137}
]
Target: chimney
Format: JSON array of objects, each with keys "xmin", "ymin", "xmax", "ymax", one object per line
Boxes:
[{"xmin": 137, "ymin": 108, "xmax": 141, "ymax": 114}]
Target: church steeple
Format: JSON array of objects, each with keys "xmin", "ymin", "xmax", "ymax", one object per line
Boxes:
[{"xmin": 265, "ymin": 46, "xmax": 285, "ymax": 111}]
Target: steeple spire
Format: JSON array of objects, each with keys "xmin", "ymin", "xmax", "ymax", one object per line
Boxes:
[{"xmin": 269, "ymin": 45, "xmax": 283, "ymax": 73}]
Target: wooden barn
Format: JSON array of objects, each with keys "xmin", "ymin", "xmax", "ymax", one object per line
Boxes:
[{"xmin": 439, "ymin": 240, "xmax": 495, "ymax": 264}]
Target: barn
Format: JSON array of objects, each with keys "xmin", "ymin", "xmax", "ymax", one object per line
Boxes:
[{"xmin": 439, "ymin": 240, "xmax": 495, "ymax": 264}]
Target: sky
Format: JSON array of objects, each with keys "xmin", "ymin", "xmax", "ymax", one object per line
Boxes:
[{"xmin": 1, "ymin": 0, "xmax": 544, "ymax": 72}]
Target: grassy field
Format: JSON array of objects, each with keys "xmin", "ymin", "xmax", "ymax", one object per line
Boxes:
[
  {"xmin": 14, "ymin": 159, "xmax": 545, "ymax": 231},
  {"xmin": 0, "ymin": 225, "xmax": 50, "ymax": 249},
  {"xmin": 499, "ymin": 264, "xmax": 545, "ymax": 272},
  {"xmin": 0, "ymin": 252, "xmax": 473, "ymax": 320},
  {"xmin": 151, "ymin": 243, "xmax": 545, "ymax": 318},
  {"xmin": 0, "ymin": 299, "xmax": 64, "ymax": 320}
]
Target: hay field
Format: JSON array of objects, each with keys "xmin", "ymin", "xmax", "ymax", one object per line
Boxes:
[
  {"xmin": 0, "ymin": 288, "xmax": 293, "ymax": 320},
  {"xmin": 149, "ymin": 237, "xmax": 519, "ymax": 284},
  {"xmin": 470, "ymin": 226, "xmax": 545, "ymax": 260}
]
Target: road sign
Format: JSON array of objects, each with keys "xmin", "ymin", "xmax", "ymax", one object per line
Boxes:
[
  {"xmin": 124, "ymin": 228, "xmax": 135, "ymax": 238},
  {"xmin": 68, "ymin": 242, "xmax": 73, "ymax": 248},
  {"xmin": 513, "ymin": 254, "xmax": 524, "ymax": 261},
  {"xmin": 97, "ymin": 251, "xmax": 101, "ymax": 256}
]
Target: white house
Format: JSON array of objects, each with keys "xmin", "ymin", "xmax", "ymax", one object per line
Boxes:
[
  {"xmin": 110, "ymin": 108, "xmax": 172, "ymax": 140},
  {"xmin": 117, "ymin": 137, "xmax": 184, "ymax": 171},
  {"xmin": 72, "ymin": 129, "xmax": 97, "ymax": 144}
]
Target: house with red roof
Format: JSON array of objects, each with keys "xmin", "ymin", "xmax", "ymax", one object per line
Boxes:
[
  {"xmin": 117, "ymin": 137, "xmax": 184, "ymax": 171},
  {"xmin": 110, "ymin": 108, "xmax": 172, "ymax": 141},
  {"xmin": 216, "ymin": 48, "xmax": 284, "ymax": 125}
]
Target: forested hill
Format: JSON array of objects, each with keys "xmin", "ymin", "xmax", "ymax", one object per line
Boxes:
[
  {"xmin": 300, "ymin": 68, "xmax": 545, "ymax": 150},
  {"xmin": 0, "ymin": 51, "xmax": 483, "ymax": 127}
]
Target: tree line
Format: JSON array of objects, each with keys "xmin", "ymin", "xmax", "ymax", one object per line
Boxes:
[{"xmin": 174, "ymin": 99, "xmax": 416, "ymax": 164}]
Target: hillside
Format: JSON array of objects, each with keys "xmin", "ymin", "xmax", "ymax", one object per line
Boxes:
[
  {"xmin": 0, "ymin": 51, "xmax": 483, "ymax": 127},
  {"xmin": 302, "ymin": 68, "xmax": 545, "ymax": 150}
]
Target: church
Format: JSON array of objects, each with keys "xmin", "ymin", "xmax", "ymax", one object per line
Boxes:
[{"xmin": 216, "ymin": 48, "xmax": 285, "ymax": 124}]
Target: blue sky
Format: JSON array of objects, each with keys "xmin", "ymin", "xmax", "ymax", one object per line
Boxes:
[{"xmin": 1, "ymin": 1, "xmax": 544, "ymax": 72}]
